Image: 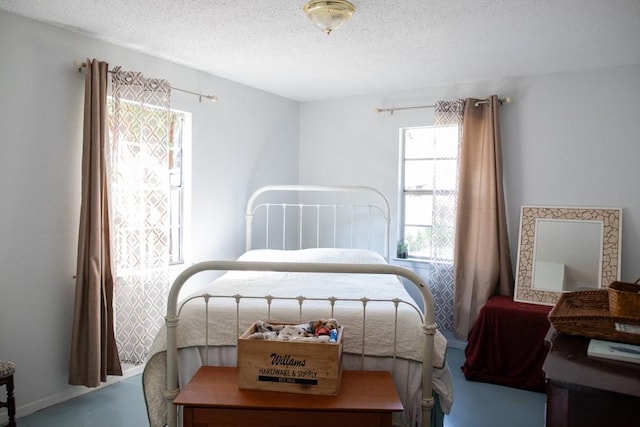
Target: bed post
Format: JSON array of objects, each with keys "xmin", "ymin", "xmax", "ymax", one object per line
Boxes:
[
  {"xmin": 421, "ymin": 322, "xmax": 436, "ymax": 427},
  {"xmin": 164, "ymin": 263, "xmax": 217, "ymax": 427},
  {"xmin": 245, "ymin": 211, "xmax": 253, "ymax": 252},
  {"xmin": 392, "ymin": 266, "xmax": 436, "ymax": 427},
  {"xmin": 164, "ymin": 280, "xmax": 182, "ymax": 427},
  {"xmin": 164, "ymin": 317, "xmax": 179, "ymax": 427}
]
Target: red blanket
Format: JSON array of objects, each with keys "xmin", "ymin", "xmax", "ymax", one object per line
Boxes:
[{"xmin": 462, "ymin": 296, "xmax": 551, "ymax": 392}]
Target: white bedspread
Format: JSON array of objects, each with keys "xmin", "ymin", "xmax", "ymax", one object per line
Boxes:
[{"xmin": 142, "ymin": 248, "xmax": 452, "ymax": 427}]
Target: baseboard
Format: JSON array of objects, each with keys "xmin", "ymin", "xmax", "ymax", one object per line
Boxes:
[
  {"xmin": 441, "ymin": 329, "xmax": 467, "ymax": 351},
  {"xmin": 1, "ymin": 364, "xmax": 144, "ymax": 423}
]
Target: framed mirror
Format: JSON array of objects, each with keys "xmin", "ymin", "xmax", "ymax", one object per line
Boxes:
[{"xmin": 514, "ymin": 206, "xmax": 622, "ymax": 305}]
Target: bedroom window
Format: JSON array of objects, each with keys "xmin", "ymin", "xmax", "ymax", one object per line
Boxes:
[
  {"xmin": 398, "ymin": 125, "xmax": 459, "ymax": 260},
  {"xmin": 107, "ymin": 98, "xmax": 191, "ymax": 266}
]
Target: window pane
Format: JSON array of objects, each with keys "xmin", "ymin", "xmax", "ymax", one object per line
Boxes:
[
  {"xmin": 433, "ymin": 159, "xmax": 457, "ymax": 190},
  {"xmin": 169, "ymin": 225, "xmax": 181, "ymax": 264},
  {"xmin": 405, "ymin": 194, "xmax": 433, "ymax": 226},
  {"xmin": 169, "ymin": 148, "xmax": 181, "ymax": 171},
  {"xmin": 168, "ymin": 114, "xmax": 182, "ymax": 177},
  {"xmin": 169, "ymin": 188, "xmax": 182, "ymax": 263},
  {"xmin": 404, "ymin": 160, "xmax": 433, "ymax": 190},
  {"xmin": 404, "ymin": 225, "xmax": 432, "ymax": 258},
  {"xmin": 169, "ymin": 170, "xmax": 181, "ymax": 187},
  {"xmin": 405, "ymin": 127, "xmax": 435, "ymax": 159},
  {"xmin": 433, "ymin": 125, "xmax": 459, "ymax": 158}
]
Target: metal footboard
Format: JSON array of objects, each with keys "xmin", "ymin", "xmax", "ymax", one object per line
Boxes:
[{"xmin": 163, "ymin": 261, "xmax": 436, "ymax": 427}]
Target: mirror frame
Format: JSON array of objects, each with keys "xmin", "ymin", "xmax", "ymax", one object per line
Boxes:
[{"xmin": 513, "ymin": 205, "xmax": 622, "ymax": 305}]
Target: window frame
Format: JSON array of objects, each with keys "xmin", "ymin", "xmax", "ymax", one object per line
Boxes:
[
  {"xmin": 397, "ymin": 125, "xmax": 458, "ymax": 261},
  {"xmin": 168, "ymin": 109, "xmax": 192, "ymax": 266}
]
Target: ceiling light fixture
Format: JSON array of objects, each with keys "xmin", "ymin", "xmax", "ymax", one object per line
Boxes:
[{"xmin": 303, "ymin": 0, "xmax": 356, "ymax": 35}]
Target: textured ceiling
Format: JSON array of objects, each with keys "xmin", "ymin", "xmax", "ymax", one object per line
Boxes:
[{"xmin": 2, "ymin": 0, "xmax": 639, "ymax": 101}]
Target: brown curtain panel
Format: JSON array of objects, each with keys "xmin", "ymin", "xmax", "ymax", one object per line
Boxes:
[
  {"xmin": 453, "ymin": 95, "xmax": 513, "ymax": 340},
  {"xmin": 69, "ymin": 59, "xmax": 122, "ymax": 386}
]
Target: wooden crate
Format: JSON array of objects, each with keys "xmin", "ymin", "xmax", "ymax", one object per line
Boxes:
[{"xmin": 237, "ymin": 322, "xmax": 344, "ymax": 395}]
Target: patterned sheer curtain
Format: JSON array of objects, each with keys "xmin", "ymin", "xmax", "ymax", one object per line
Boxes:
[
  {"xmin": 108, "ymin": 68, "xmax": 172, "ymax": 364},
  {"xmin": 429, "ymin": 100, "xmax": 464, "ymax": 332}
]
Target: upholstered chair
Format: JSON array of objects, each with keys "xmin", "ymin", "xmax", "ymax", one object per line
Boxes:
[{"xmin": 0, "ymin": 361, "xmax": 16, "ymax": 427}]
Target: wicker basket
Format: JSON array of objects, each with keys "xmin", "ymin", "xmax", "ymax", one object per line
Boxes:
[
  {"xmin": 608, "ymin": 280, "xmax": 640, "ymax": 319},
  {"xmin": 548, "ymin": 289, "xmax": 640, "ymax": 345}
]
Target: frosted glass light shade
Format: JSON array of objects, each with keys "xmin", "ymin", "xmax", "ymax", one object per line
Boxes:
[{"xmin": 303, "ymin": 0, "xmax": 356, "ymax": 35}]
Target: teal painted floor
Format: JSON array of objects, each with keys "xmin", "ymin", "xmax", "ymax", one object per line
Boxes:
[
  {"xmin": 444, "ymin": 347, "xmax": 546, "ymax": 427},
  {"xmin": 16, "ymin": 374, "xmax": 148, "ymax": 427},
  {"xmin": 15, "ymin": 347, "xmax": 546, "ymax": 427}
]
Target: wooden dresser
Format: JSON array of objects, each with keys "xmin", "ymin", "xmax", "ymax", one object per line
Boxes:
[
  {"xmin": 173, "ymin": 366, "xmax": 403, "ymax": 427},
  {"xmin": 543, "ymin": 328, "xmax": 640, "ymax": 427}
]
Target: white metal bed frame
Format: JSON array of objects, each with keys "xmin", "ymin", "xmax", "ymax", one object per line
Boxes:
[
  {"xmin": 245, "ymin": 185, "xmax": 392, "ymax": 259},
  {"xmin": 160, "ymin": 186, "xmax": 437, "ymax": 427}
]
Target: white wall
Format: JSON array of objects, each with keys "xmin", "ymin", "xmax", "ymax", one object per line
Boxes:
[
  {"xmin": 299, "ymin": 63, "xmax": 640, "ymax": 283},
  {"xmin": 0, "ymin": 10, "xmax": 299, "ymax": 419}
]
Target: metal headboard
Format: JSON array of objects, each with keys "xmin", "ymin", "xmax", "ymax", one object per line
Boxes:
[{"xmin": 245, "ymin": 185, "xmax": 391, "ymax": 260}]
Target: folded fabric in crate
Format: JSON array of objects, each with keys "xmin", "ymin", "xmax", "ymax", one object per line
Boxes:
[{"xmin": 246, "ymin": 319, "xmax": 340, "ymax": 342}]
